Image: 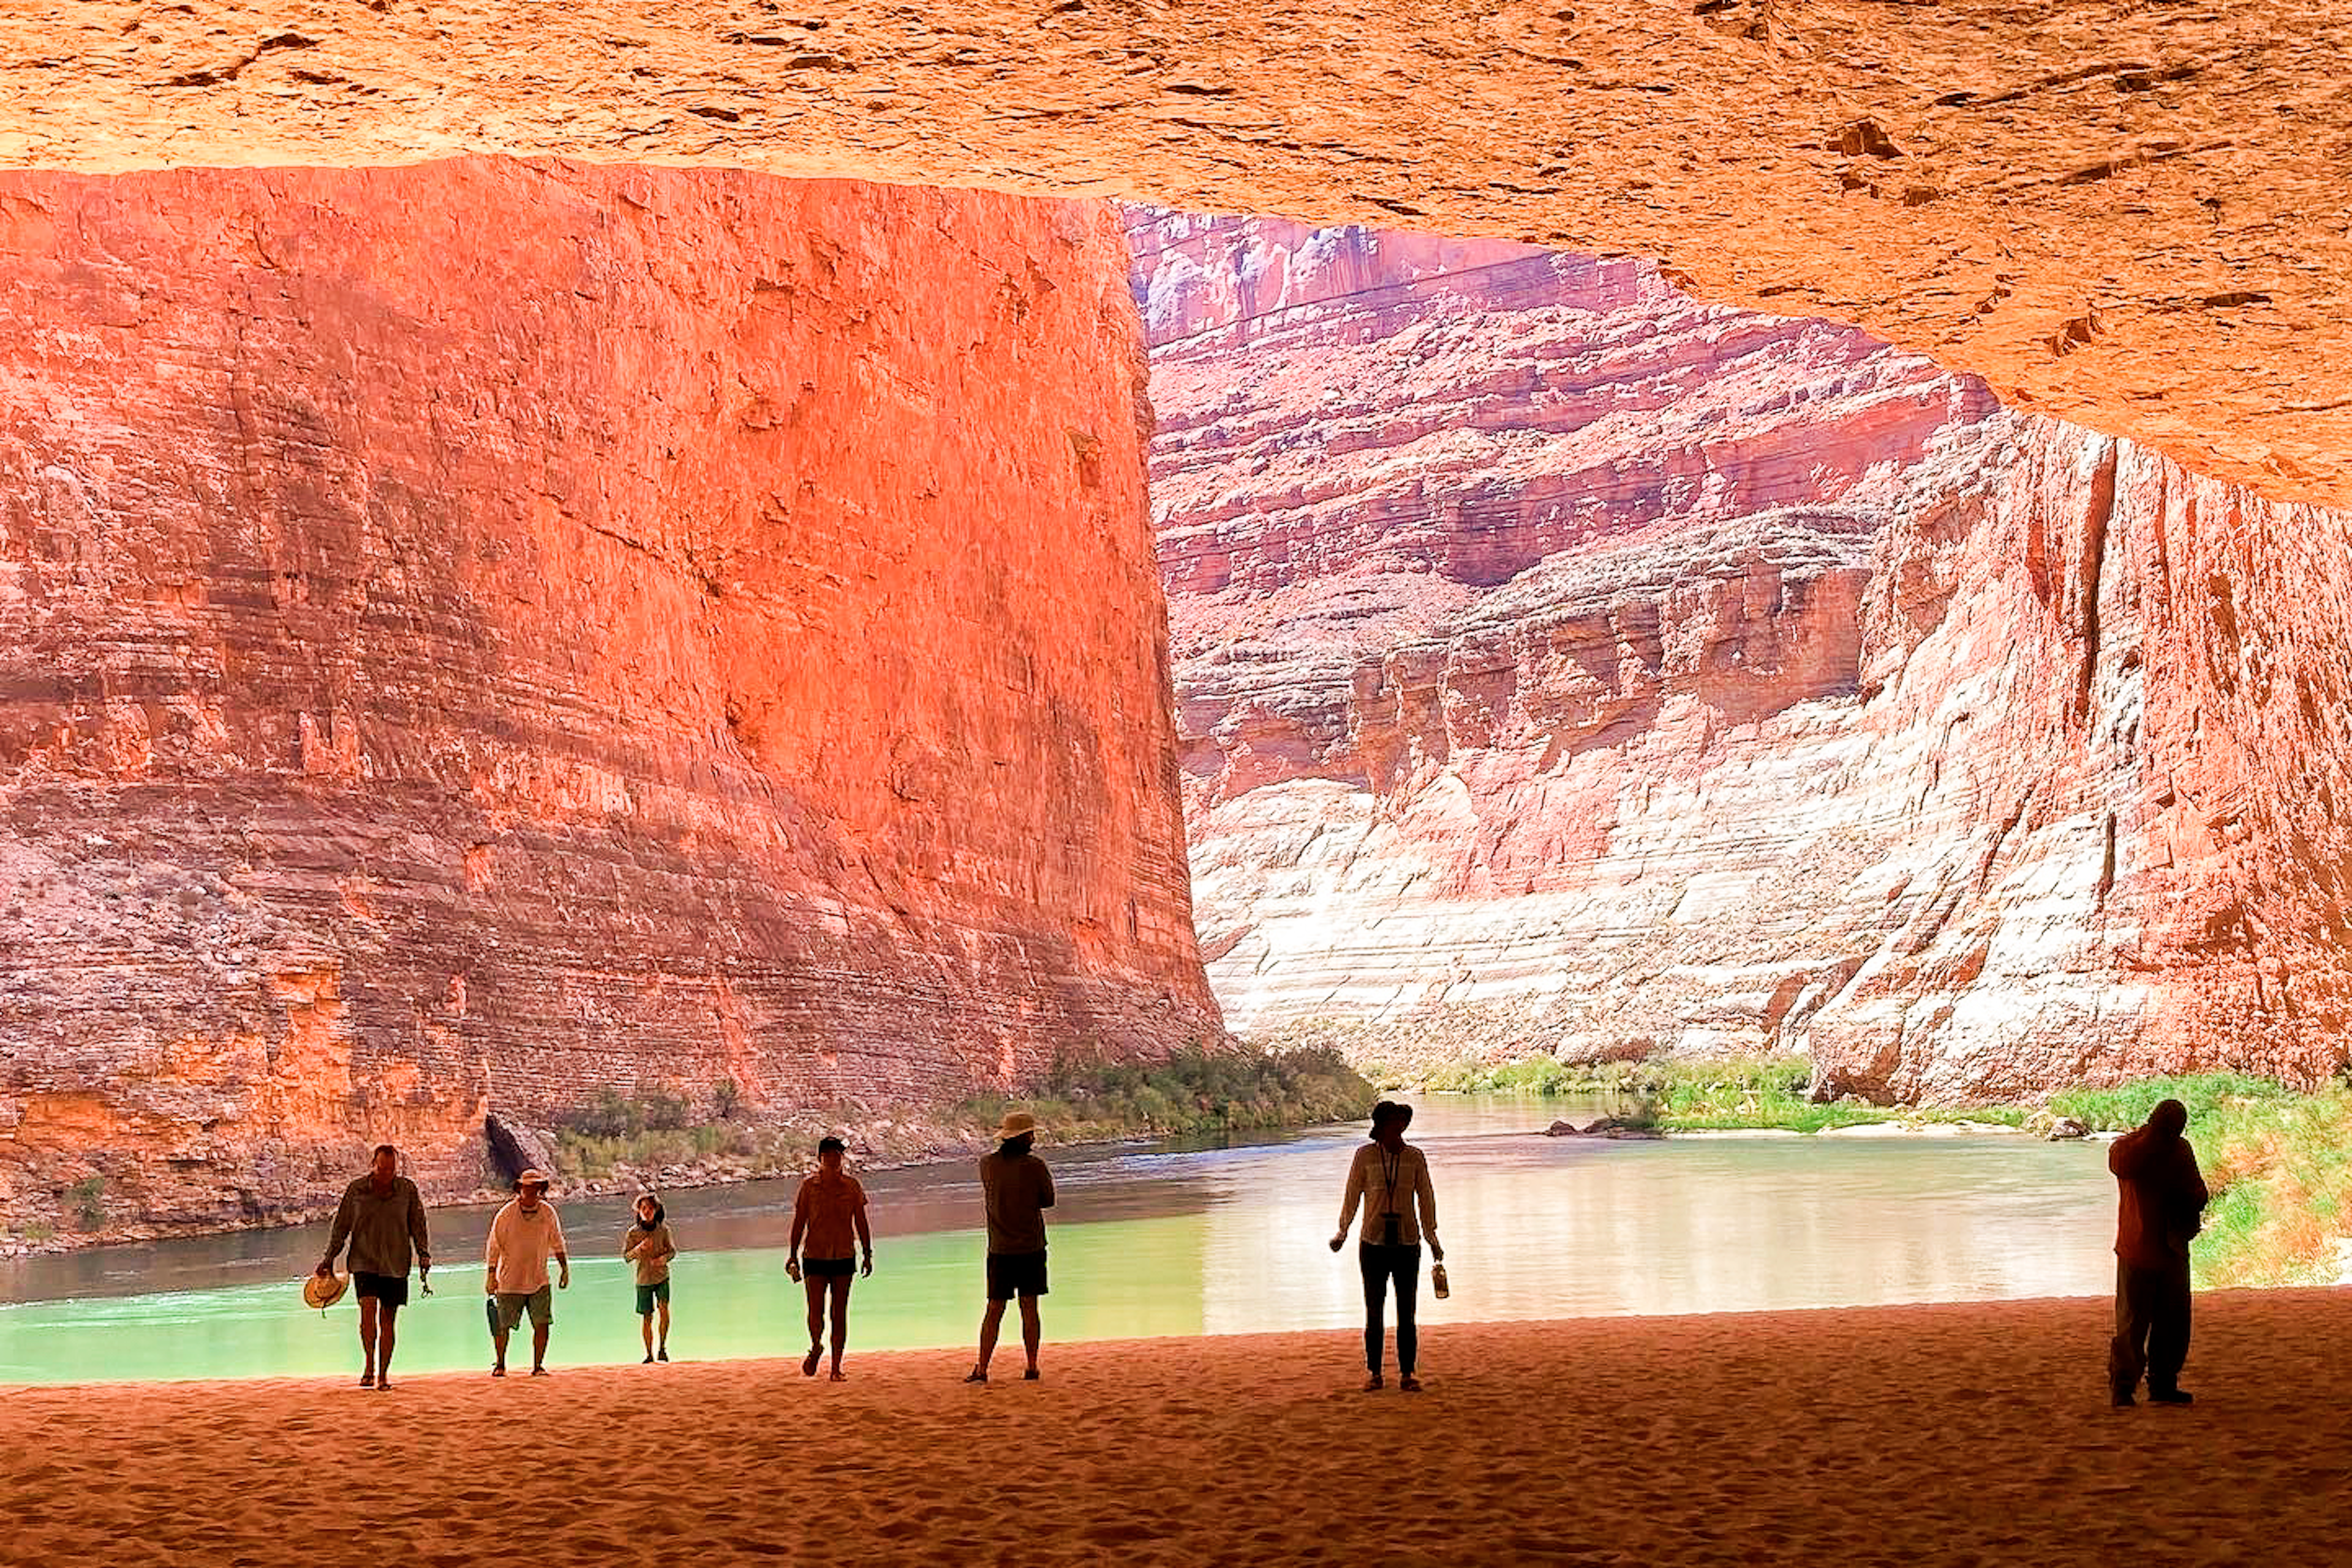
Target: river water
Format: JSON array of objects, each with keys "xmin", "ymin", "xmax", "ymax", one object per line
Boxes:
[{"xmin": 0, "ymin": 1096, "xmax": 2117, "ymax": 1384}]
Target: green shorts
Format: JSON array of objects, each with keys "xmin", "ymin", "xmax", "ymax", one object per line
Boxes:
[
  {"xmin": 496, "ymin": 1286, "xmax": 553, "ymax": 1332},
  {"xmin": 634, "ymin": 1278, "xmax": 671, "ymax": 1315}
]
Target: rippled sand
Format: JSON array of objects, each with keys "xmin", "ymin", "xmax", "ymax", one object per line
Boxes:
[{"xmin": 8, "ymin": 1291, "xmax": 2346, "ymax": 1564}]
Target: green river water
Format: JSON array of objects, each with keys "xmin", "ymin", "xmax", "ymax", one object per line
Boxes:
[{"xmin": 0, "ymin": 1095, "xmax": 2117, "ymax": 1384}]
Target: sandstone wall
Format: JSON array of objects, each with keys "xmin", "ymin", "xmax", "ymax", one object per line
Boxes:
[
  {"xmin": 1140, "ymin": 210, "xmax": 2352, "ymax": 1100},
  {"xmin": 6, "ymin": 2, "xmax": 2348, "ymax": 514},
  {"xmin": 0, "ymin": 160, "xmax": 1218, "ymax": 1235}
]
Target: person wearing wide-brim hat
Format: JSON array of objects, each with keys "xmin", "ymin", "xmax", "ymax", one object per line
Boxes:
[
  {"xmin": 966, "ymin": 1110, "xmax": 1055, "ymax": 1384},
  {"xmin": 1330, "ymin": 1100, "xmax": 1441, "ymax": 1393},
  {"xmin": 484, "ymin": 1169, "xmax": 569, "ymax": 1378}
]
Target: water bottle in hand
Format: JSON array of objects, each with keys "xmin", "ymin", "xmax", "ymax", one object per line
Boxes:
[{"xmin": 1431, "ymin": 1262, "xmax": 1450, "ymax": 1300}]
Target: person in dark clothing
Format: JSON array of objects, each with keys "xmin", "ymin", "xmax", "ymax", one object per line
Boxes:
[
  {"xmin": 316, "ymin": 1144, "xmax": 432, "ymax": 1391},
  {"xmin": 967, "ymin": 1112, "xmax": 1055, "ymax": 1384},
  {"xmin": 1330, "ymin": 1100, "xmax": 1441, "ymax": 1392},
  {"xmin": 2107, "ymin": 1098, "xmax": 2209, "ymax": 1407}
]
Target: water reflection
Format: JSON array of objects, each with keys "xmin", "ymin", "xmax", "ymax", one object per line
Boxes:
[{"xmin": 0, "ymin": 1096, "xmax": 2116, "ymax": 1385}]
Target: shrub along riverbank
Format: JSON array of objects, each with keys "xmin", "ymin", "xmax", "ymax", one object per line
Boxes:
[
  {"xmin": 1368, "ymin": 1053, "xmax": 2351, "ymax": 1289},
  {"xmin": 545, "ymin": 1045, "xmax": 1376, "ymax": 1193},
  {"xmin": 1377, "ymin": 1054, "xmax": 2030, "ymax": 1134}
]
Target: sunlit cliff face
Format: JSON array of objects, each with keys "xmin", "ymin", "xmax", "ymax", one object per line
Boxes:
[
  {"xmin": 0, "ymin": 161, "xmax": 1216, "ymax": 1237},
  {"xmin": 1139, "ymin": 211, "xmax": 2352, "ymax": 1101}
]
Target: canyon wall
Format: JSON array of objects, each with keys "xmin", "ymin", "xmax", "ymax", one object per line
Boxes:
[
  {"xmin": 0, "ymin": 160, "xmax": 1218, "ymax": 1237},
  {"xmin": 1137, "ymin": 210, "xmax": 2352, "ymax": 1100},
  {"xmin": 7, "ymin": 2, "xmax": 2348, "ymax": 513}
]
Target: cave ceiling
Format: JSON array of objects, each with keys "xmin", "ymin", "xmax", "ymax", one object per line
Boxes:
[{"xmin": 5, "ymin": 1, "xmax": 2349, "ymax": 507}]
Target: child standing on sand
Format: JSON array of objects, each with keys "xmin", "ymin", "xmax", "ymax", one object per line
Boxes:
[{"xmin": 623, "ymin": 1193, "xmax": 677, "ymax": 1363}]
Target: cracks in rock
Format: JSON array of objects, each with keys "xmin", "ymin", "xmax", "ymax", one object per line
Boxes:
[
  {"xmin": 2075, "ymin": 440, "xmax": 2119, "ymax": 729},
  {"xmin": 1936, "ymin": 58, "xmax": 2200, "ymax": 112},
  {"xmin": 156, "ymin": 31, "xmax": 315, "ymax": 89},
  {"xmin": 2098, "ymin": 812, "xmax": 2119, "ymax": 909}
]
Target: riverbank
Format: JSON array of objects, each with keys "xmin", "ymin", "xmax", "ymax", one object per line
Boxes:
[
  {"xmin": 1370, "ymin": 1052, "xmax": 2352, "ymax": 1289},
  {"xmin": 0, "ymin": 1046, "xmax": 1374, "ymax": 1258},
  {"xmin": 6, "ymin": 1293, "xmax": 2345, "ymax": 1565}
]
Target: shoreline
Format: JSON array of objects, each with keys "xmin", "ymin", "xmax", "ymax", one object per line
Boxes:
[
  {"xmin": 0, "ymin": 1120, "xmax": 1182, "ymax": 1262},
  {"xmin": 6, "ymin": 1102, "xmax": 2071, "ymax": 1262},
  {"xmin": 7, "ymin": 1294, "xmax": 2347, "ymax": 1565}
]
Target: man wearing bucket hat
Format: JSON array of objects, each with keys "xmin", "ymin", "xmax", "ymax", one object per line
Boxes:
[
  {"xmin": 315, "ymin": 1143, "xmax": 432, "ymax": 1391},
  {"xmin": 965, "ymin": 1110, "xmax": 1055, "ymax": 1384},
  {"xmin": 484, "ymin": 1169, "xmax": 570, "ymax": 1378}
]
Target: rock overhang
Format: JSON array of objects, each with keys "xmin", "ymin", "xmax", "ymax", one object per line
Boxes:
[{"xmin": 3, "ymin": 1, "xmax": 2346, "ymax": 507}]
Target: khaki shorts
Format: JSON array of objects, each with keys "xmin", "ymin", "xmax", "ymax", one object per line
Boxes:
[{"xmin": 495, "ymin": 1286, "xmax": 553, "ymax": 1332}]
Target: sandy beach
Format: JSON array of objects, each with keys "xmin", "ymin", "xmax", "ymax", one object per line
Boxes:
[{"xmin": 7, "ymin": 1290, "xmax": 2347, "ymax": 1566}]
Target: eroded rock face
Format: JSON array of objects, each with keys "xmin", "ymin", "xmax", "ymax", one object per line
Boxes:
[
  {"xmin": 1141, "ymin": 211, "xmax": 2352, "ymax": 1099},
  {"xmin": 3, "ymin": 2, "xmax": 2345, "ymax": 511},
  {"xmin": 0, "ymin": 160, "xmax": 1216, "ymax": 1235}
]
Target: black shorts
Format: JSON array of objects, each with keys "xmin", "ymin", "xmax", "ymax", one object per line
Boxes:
[
  {"xmin": 986, "ymin": 1250, "xmax": 1049, "ymax": 1302},
  {"xmin": 353, "ymin": 1272, "xmax": 409, "ymax": 1309},
  {"xmin": 803, "ymin": 1256, "xmax": 858, "ymax": 1278}
]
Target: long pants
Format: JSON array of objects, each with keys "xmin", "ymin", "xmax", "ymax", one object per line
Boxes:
[
  {"xmin": 1359, "ymin": 1242, "xmax": 1421, "ymax": 1375},
  {"xmin": 2108, "ymin": 1256, "xmax": 2191, "ymax": 1395}
]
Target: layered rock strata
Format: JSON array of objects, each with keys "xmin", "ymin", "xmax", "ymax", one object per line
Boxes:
[
  {"xmin": 4, "ymin": 2, "xmax": 2348, "ymax": 510},
  {"xmin": 0, "ymin": 159, "xmax": 1216, "ymax": 1235},
  {"xmin": 1139, "ymin": 211, "xmax": 2352, "ymax": 1100}
]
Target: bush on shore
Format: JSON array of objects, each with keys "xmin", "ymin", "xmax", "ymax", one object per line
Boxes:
[
  {"xmin": 1384, "ymin": 1052, "xmax": 2352, "ymax": 1289},
  {"xmin": 961, "ymin": 1044, "xmax": 1377, "ymax": 1144},
  {"xmin": 543, "ymin": 1047, "xmax": 1377, "ymax": 1184},
  {"xmin": 1382, "ymin": 1053, "xmax": 2024, "ymax": 1133}
]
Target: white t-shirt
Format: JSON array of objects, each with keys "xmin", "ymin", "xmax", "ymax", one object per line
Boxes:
[
  {"xmin": 485, "ymin": 1199, "xmax": 567, "ymax": 1293},
  {"xmin": 1338, "ymin": 1142, "xmax": 1438, "ymax": 1246}
]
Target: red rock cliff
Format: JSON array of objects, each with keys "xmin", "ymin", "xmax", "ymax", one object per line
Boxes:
[
  {"xmin": 0, "ymin": 160, "xmax": 1218, "ymax": 1235},
  {"xmin": 1138, "ymin": 209, "xmax": 2352, "ymax": 1100}
]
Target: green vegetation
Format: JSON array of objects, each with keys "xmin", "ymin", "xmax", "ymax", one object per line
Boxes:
[
  {"xmin": 544, "ymin": 1047, "xmax": 1376, "ymax": 1184},
  {"xmin": 64, "ymin": 1176, "xmax": 107, "ymax": 1232},
  {"xmin": 561, "ymin": 1087, "xmax": 698, "ymax": 1140},
  {"xmin": 2052, "ymin": 1074, "xmax": 2352, "ymax": 1290},
  {"xmin": 548, "ymin": 1087, "xmax": 760, "ymax": 1183},
  {"xmin": 1384, "ymin": 1053, "xmax": 2024, "ymax": 1134},
  {"xmin": 1389, "ymin": 1053, "xmax": 2351, "ymax": 1289},
  {"xmin": 2045, "ymin": 1072, "xmax": 2298, "ymax": 1132},
  {"xmin": 962, "ymin": 1044, "xmax": 1376, "ymax": 1144}
]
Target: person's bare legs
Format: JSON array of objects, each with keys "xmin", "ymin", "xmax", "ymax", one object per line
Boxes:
[
  {"xmin": 656, "ymin": 1297, "xmax": 671, "ymax": 1359},
  {"xmin": 492, "ymin": 1320, "xmax": 509, "ymax": 1375},
  {"xmin": 641, "ymin": 1307, "xmax": 655, "ymax": 1361},
  {"xmin": 1018, "ymin": 1295, "xmax": 1041, "ymax": 1378},
  {"xmin": 531, "ymin": 1321, "xmax": 549, "ymax": 1374},
  {"xmin": 827, "ymin": 1276, "xmax": 852, "ymax": 1378},
  {"xmin": 802, "ymin": 1275, "xmax": 827, "ymax": 1374},
  {"xmin": 356, "ymin": 1296, "xmax": 380, "ymax": 1387},
  {"xmin": 375, "ymin": 1303, "xmax": 399, "ymax": 1389},
  {"xmin": 972, "ymin": 1297, "xmax": 1008, "ymax": 1380}
]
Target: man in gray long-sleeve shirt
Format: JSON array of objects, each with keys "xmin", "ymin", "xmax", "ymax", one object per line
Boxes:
[{"xmin": 317, "ymin": 1144, "xmax": 432, "ymax": 1390}]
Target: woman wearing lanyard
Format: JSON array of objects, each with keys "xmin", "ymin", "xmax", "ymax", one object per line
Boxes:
[{"xmin": 1330, "ymin": 1099, "xmax": 1442, "ymax": 1391}]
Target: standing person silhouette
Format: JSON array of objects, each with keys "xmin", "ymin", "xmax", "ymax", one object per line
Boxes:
[
  {"xmin": 1331, "ymin": 1100, "xmax": 1441, "ymax": 1392},
  {"xmin": 315, "ymin": 1143, "xmax": 431, "ymax": 1391},
  {"xmin": 2108, "ymin": 1097, "xmax": 2209, "ymax": 1406},
  {"xmin": 787, "ymin": 1136, "xmax": 873, "ymax": 1381},
  {"xmin": 967, "ymin": 1111, "xmax": 1054, "ymax": 1384}
]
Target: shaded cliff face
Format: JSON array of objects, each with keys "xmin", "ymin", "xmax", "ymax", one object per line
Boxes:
[
  {"xmin": 1139, "ymin": 210, "xmax": 2352, "ymax": 1099},
  {"xmin": 7, "ymin": 2, "xmax": 2348, "ymax": 511},
  {"xmin": 0, "ymin": 160, "xmax": 1216, "ymax": 1234}
]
